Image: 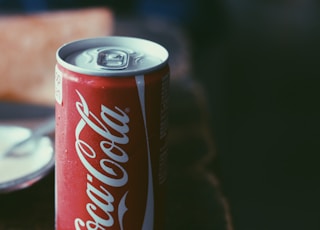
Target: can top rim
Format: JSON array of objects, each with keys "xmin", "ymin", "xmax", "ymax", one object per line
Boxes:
[{"xmin": 56, "ymin": 36, "xmax": 169, "ymax": 77}]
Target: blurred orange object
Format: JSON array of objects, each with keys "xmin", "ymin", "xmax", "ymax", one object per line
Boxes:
[{"xmin": 0, "ymin": 8, "xmax": 113, "ymax": 106}]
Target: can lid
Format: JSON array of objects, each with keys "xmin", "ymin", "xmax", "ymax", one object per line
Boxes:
[{"xmin": 57, "ymin": 36, "xmax": 169, "ymax": 76}]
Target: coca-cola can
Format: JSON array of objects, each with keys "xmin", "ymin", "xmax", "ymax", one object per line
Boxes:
[{"xmin": 55, "ymin": 36, "xmax": 169, "ymax": 230}]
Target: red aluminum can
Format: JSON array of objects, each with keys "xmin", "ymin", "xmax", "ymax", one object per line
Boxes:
[{"xmin": 55, "ymin": 37, "xmax": 169, "ymax": 230}]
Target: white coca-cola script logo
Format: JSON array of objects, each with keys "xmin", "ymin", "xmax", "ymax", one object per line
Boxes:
[{"xmin": 74, "ymin": 90, "xmax": 129, "ymax": 230}]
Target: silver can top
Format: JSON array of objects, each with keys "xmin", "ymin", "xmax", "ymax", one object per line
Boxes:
[{"xmin": 56, "ymin": 36, "xmax": 169, "ymax": 76}]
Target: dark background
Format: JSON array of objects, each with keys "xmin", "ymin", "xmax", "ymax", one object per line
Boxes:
[{"xmin": 1, "ymin": 0, "xmax": 320, "ymax": 229}]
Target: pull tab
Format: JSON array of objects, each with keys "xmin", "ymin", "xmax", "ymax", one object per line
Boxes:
[{"xmin": 97, "ymin": 49, "xmax": 129, "ymax": 70}]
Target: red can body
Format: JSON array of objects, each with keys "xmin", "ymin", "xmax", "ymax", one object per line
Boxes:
[{"xmin": 55, "ymin": 37, "xmax": 169, "ymax": 230}]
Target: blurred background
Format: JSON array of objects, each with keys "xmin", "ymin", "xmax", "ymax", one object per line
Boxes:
[{"xmin": 1, "ymin": 0, "xmax": 320, "ymax": 229}]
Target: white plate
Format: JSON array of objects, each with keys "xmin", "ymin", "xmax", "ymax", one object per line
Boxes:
[{"xmin": 0, "ymin": 125, "xmax": 54, "ymax": 193}]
